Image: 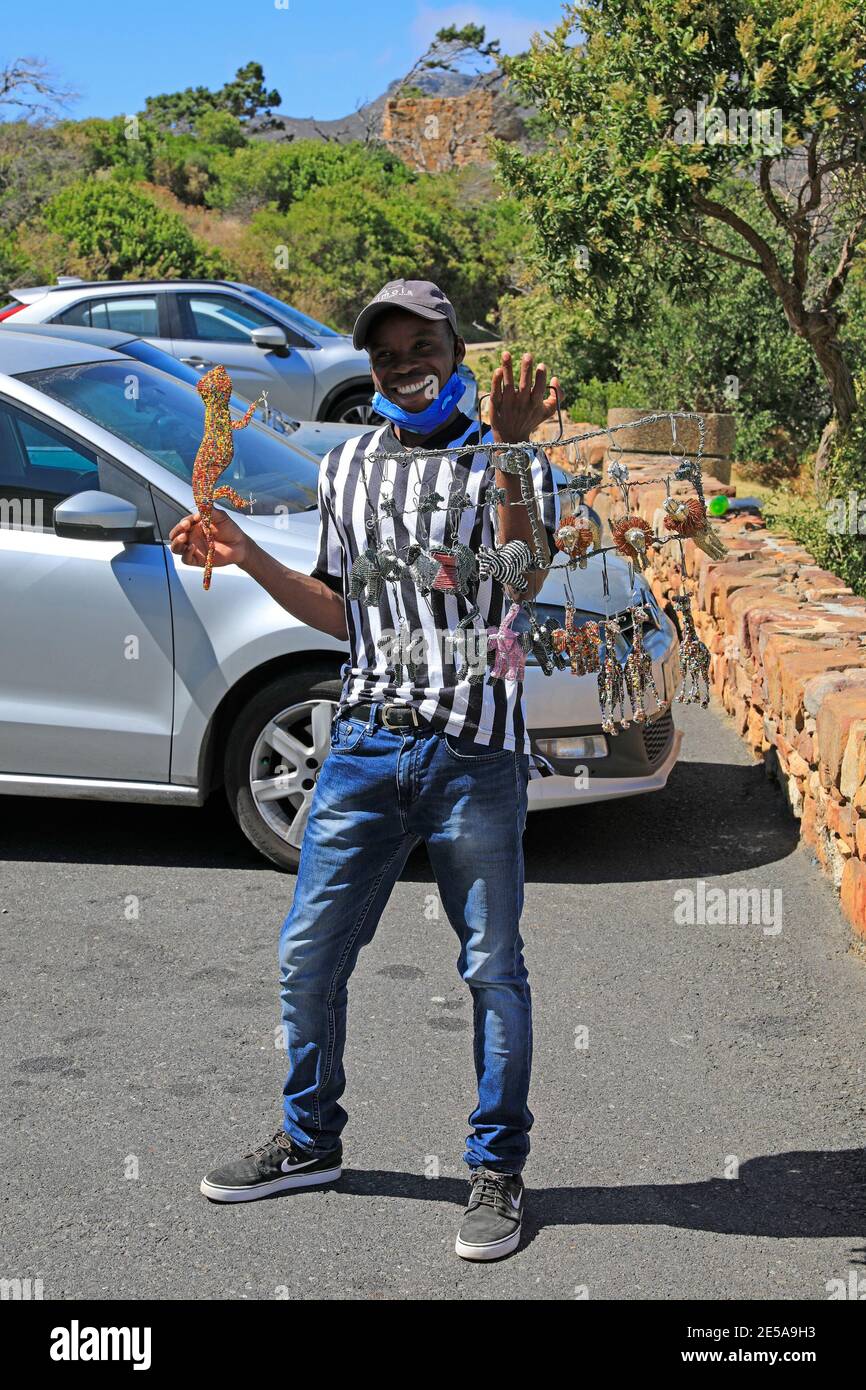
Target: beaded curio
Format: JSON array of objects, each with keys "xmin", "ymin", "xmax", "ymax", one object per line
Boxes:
[{"xmin": 192, "ymin": 365, "xmax": 264, "ymax": 590}]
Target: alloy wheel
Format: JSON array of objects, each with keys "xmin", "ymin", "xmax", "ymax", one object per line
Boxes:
[{"xmin": 248, "ymin": 698, "xmax": 337, "ymax": 849}]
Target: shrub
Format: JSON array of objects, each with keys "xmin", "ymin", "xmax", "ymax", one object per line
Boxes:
[{"xmin": 39, "ymin": 178, "xmax": 227, "ymax": 279}]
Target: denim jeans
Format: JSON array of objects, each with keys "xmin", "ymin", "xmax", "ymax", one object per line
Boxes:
[{"xmin": 278, "ymin": 702, "xmax": 533, "ymax": 1174}]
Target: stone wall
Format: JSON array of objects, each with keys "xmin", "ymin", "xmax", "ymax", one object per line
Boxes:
[
  {"xmin": 381, "ymin": 91, "xmax": 500, "ymax": 172},
  {"xmin": 608, "ymin": 461, "xmax": 866, "ymax": 943}
]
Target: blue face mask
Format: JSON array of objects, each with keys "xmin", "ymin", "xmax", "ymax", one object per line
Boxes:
[{"xmin": 371, "ymin": 370, "xmax": 464, "ymax": 434}]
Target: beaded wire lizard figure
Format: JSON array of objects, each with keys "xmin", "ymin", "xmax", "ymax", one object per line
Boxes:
[{"xmin": 192, "ymin": 365, "xmax": 265, "ymax": 590}]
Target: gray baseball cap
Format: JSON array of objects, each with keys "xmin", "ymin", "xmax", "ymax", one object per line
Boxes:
[{"xmin": 352, "ymin": 278, "xmax": 458, "ymax": 350}]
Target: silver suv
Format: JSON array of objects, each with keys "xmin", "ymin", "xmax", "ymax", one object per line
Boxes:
[{"xmin": 1, "ymin": 277, "xmax": 477, "ymax": 426}]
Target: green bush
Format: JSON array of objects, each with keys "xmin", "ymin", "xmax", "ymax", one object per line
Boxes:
[
  {"xmin": 232, "ymin": 172, "xmax": 523, "ymax": 334},
  {"xmin": 205, "ymin": 139, "xmax": 413, "ymax": 214},
  {"xmin": 39, "ymin": 179, "xmax": 227, "ymax": 279},
  {"xmin": 0, "ymin": 121, "xmax": 86, "ymax": 229},
  {"xmin": 765, "ymin": 376, "xmax": 866, "ymax": 596}
]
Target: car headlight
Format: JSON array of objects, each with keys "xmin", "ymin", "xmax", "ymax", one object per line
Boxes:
[{"xmin": 534, "ymin": 734, "xmax": 609, "ymax": 760}]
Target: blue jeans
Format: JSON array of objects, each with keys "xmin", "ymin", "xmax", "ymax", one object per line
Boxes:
[{"xmin": 278, "ymin": 703, "xmax": 533, "ymax": 1174}]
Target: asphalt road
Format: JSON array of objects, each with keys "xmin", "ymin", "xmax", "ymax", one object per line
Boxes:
[{"xmin": 1, "ymin": 702, "xmax": 864, "ymax": 1302}]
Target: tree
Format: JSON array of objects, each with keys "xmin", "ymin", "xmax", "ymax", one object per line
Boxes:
[
  {"xmin": 397, "ymin": 24, "xmax": 501, "ymax": 97},
  {"xmin": 0, "ymin": 56, "xmax": 76, "ymax": 119},
  {"xmin": 143, "ymin": 62, "xmax": 280, "ymax": 134},
  {"xmin": 496, "ymin": 0, "xmax": 866, "ymax": 484}
]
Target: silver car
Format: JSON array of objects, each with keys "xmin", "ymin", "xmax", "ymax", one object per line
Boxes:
[
  {"xmin": 0, "ymin": 332, "xmax": 682, "ymax": 871},
  {"xmin": 0, "ymin": 319, "xmax": 366, "ymax": 460},
  {"xmin": 0, "ymin": 277, "xmax": 477, "ymax": 427}
]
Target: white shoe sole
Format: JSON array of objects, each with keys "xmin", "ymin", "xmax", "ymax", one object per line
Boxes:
[
  {"xmin": 455, "ymin": 1225, "xmax": 521, "ymax": 1261},
  {"xmin": 200, "ymin": 1164, "xmax": 342, "ymax": 1202}
]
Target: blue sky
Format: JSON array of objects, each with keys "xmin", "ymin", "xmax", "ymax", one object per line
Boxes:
[{"xmin": 3, "ymin": 1, "xmax": 560, "ymax": 122}]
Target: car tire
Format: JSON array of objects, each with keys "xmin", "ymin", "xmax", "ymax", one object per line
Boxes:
[
  {"xmin": 224, "ymin": 666, "xmax": 342, "ymax": 872},
  {"xmin": 326, "ymin": 388, "xmax": 384, "ymax": 427}
]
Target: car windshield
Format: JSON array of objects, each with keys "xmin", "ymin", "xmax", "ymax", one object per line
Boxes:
[
  {"xmin": 19, "ymin": 360, "xmax": 319, "ymax": 516},
  {"xmin": 117, "ymin": 339, "xmax": 302, "ymax": 432},
  {"xmin": 239, "ymin": 286, "xmax": 341, "ymax": 339}
]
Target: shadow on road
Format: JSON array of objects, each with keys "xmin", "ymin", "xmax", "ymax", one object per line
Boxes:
[
  {"xmin": 242, "ymin": 1147, "xmax": 864, "ymax": 1252},
  {"xmin": 0, "ymin": 754, "xmax": 798, "ymax": 884}
]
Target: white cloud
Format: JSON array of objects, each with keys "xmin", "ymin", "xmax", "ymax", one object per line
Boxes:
[{"xmin": 410, "ymin": 4, "xmax": 556, "ymax": 58}]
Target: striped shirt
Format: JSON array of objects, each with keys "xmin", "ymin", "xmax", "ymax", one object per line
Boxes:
[{"xmin": 310, "ymin": 410, "xmax": 561, "ymax": 779}]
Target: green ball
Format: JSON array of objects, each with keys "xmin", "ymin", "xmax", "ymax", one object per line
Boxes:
[{"xmin": 708, "ymin": 494, "xmax": 729, "ymax": 517}]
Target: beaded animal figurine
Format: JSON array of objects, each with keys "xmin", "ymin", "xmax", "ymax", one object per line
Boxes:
[
  {"xmin": 610, "ymin": 514, "xmax": 655, "ymax": 572},
  {"xmin": 377, "ymin": 617, "xmax": 421, "ymax": 687},
  {"xmin": 551, "ymin": 604, "xmax": 601, "ymax": 676},
  {"xmin": 672, "ymin": 592, "xmax": 711, "ymax": 707},
  {"xmin": 623, "ymin": 604, "xmax": 662, "ymax": 724},
  {"xmin": 451, "ymin": 603, "xmax": 487, "ymax": 684},
  {"xmin": 662, "ymin": 496, "xmax": 727, "ymax": 561},
  {"xmin": 192, "ymin": 364, "xmax": 264, "ymax": 589},
  {"xmin": 597, "ymin": 617, "xmax": 627, "ymax": 734},
  {"xmin": 487, "ymin": 602, "xmax": 526, "ymax": 682},
  {"xmin": 525, "ymin": 610, "xmax": 561, "ymax": 676},
  {"xmin": 554, "ymin": 515, "xmax": 601, "ymax": 569},
  {"xmin": 477, "ymin": 538, "xmax": 534, "ymax": 593}
]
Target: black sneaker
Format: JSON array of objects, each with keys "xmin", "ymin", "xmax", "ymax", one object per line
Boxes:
[
  {"xmin": 200, "ymin": 1129, "xmax": 342, "ymax": 1203},
  {"xmin": 455, "ymin": 1167, "xmax": 525, "ymax": 1260}
]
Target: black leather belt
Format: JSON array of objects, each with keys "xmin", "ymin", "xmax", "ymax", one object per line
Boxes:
[{"xmin": 343, "ymin": 701, "xmax": 429, "ymax": 731}]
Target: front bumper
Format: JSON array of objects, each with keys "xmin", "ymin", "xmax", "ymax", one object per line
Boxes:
[{"xmin": 527, "ymin": 712, "xmax": 683, "ymax": 809}]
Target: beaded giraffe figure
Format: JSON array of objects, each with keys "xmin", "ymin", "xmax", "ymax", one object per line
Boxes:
[
  {"xmin": 192, "ymin": 365, "xmax": 265, "ymax": 589},
  {"xmin": 623, "ymin": 603, "xmax": 663, "ymax": 724},
  {"xmin": 671, "ymin": 591, "xmax": 711, "ymax": 707}
]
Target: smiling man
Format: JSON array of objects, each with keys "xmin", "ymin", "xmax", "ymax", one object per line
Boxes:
[{"xmin": 170, "ymin": 278, "xmax": 562, "ymax": 1261}]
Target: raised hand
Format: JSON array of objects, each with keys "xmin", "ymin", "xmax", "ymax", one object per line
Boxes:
[{"xmin": 488, "ymin": 350, "xmax": 562, "ymax": 445}]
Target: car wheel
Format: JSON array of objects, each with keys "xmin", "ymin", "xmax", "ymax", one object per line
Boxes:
[
  {"xmin": 327, "ymin": 388, "xmax": 384, "ymax": 427},
  {"xmin": 224, "ymin": 667, "xmax": 342, "ymax": 872}
]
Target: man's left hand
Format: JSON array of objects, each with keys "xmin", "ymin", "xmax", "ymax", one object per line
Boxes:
[{"xmin": 488, "ymin": 351, "xmax": 562, "ymax": 444}]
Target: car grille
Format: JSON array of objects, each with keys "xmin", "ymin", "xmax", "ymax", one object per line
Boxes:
[{"xmin": 641, "ymin": 708, "xmax": 674, "ymax": 765}]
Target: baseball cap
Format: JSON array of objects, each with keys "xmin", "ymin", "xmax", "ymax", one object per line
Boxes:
[{"xmin": 352, "ymin": 279, "xmax": 458, "ymax": 351}]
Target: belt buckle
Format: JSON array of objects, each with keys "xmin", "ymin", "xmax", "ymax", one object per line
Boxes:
[{"xmin": 381, "ymin": 703, "xmax": 417, "ymax": 729}]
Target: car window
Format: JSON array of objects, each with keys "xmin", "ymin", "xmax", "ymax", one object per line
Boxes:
[
  {"xmin": 241, "ymin": 286, "xmax": 340, "ymax": 339},
  {"xmin": 19, "ymin": 360, "xmax": 320, "ymax": 516},
  {"xmin": 0, "ymin": 399, "xmax": 99, "ymax": 532},
  {"xmin": 181, "ymin": 293, "xmax": 276, "ymax": 343},
  {"xmin": 53, "ymin": 296, "xmax": 160, "ymax": 335}
]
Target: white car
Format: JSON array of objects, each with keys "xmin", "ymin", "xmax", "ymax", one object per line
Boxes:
[{"xmin": 0, "ymin": 331, "xmax": 682, "ymax": 870}]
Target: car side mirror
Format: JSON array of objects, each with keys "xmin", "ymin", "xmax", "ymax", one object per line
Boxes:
[
  {"xmin": 53, "ymin": 490, "xmax": 155, "ymax": 543},
  {"xmin": 250, "ymin": 325, "xmax": 289, "ymax": 352}
]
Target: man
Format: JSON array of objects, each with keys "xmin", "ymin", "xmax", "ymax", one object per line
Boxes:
[{"xmin": 170, "ymin": 279, "xmax": 562, "ymax": 1261}]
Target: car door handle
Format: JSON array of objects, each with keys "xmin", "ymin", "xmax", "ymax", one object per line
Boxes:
[{"xmin": 180, "ymin": 357, "xmax": 212, "ymax": 371}]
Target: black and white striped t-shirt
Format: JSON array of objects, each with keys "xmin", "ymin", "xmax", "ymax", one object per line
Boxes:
[{"xmin": 310, "ymin": 410, "xmax": 561, "ymax": 779}]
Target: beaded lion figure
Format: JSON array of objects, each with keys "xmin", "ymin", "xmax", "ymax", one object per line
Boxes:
[{"xmin": 192, "ymin": 365, "xmax": 265, "ymax": 590}]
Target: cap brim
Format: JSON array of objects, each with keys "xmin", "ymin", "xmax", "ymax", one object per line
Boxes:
[{"xmin": 352, "ymin": 300, "xmax": 450, "ymax": 351}]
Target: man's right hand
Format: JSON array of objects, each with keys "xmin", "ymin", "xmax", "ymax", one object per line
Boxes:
[{"xmin": 168, "ymin": 507, "xmax": 252, "ymax": 572}]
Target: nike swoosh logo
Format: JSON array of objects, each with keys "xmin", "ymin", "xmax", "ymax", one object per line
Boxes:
[
  {"xmin": 510, "ymin": 1193, "xmax": 523, "ymax": 1210},
  {"xmin": 280, "ymin": 1155, "xmax": 320, "ymax": 1173}
]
